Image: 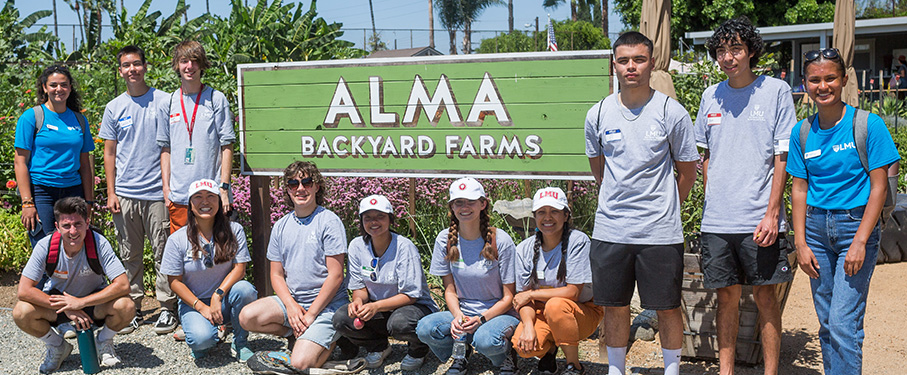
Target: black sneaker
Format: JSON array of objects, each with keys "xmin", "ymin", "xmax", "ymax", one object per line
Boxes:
[
  {"xmin": 499, "ymin": 347, "xmax": 518, "ymax": 375},
  {"xmin": 446, "ymin": 357, "xmax": 469, "ymax": 375},
  {"xmin": 561, "ymin": 363, "xmax": 585, "ymax": 375},
  {"xmin": 538, "ymin": 349, "xmax": 557, "ymax": 374},
  {"xmin": 335, "ymin": 336, "xmax": 359, "ymax": 360}
]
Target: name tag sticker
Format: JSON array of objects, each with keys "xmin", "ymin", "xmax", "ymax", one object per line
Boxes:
[
  {"xmin": 536, "ymin": 269, "xmax": 545, "ymax": 279},
  {"xmin": 451, "ymin": 259, "xmax": 466, "ymax": 269},
  {"xmin": 169, "ymin": 113, "xmax": 181, "ymax": 125},
  {"xmin": 46, "ymin": 124, "xmax": 58, "ymax": 131},
  {"xmin": 707, "ymin": 113, "xmax": 722, "ymax": 126},
  {"xmin": 805, "ymin": 150, "xmax": 821, "ymax": 159},
  {"xmin": 604, "ymin": 129, "xmax": 622, "ymax": 142},
  {"xmin": 118, "ymin": 116, "xmax": 134, "ymax": 129},
  {"xmin": 53, "ymin": 270, "xmax": 68, "ymax": 280}
]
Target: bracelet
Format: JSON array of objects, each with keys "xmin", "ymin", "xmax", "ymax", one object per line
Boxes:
[
  {"xmin": 85, "ymin": 200, "xmax": 95, "ymax": 206},
  {"xmin": 21, "ymin": 198, "xmax": 34, "ymax": 205},
  {"xmin": 192, "ymin": 299, "xmax": 200, "ymax": 308},
  {"xmin": 22, "ymin": 203, "xmax": 35, "ymax": 208}
]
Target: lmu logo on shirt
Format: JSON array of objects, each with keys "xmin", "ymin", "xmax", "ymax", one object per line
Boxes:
[
  {"xmin": 833, "ymin": 142, "xmax": 856, "ymax": 152},
  {"xmin": 644, "ymin": 124, "xmax": 666, "ymax": 140},
  {"xmin": 747, "ymin": 105, "xmax": 766, "ymax": 122}
]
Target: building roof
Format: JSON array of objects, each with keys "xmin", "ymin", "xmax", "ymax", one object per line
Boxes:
[
  {"xmin": 366, "ymin": 46, "xmax": 444, "ymax": 58},
  {"xmin": 685, "ymin": 16, "xmax": 907, "ymax": 45}
]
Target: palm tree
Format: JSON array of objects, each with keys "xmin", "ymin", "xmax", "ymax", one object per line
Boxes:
[
  {"xmin": 368, "ymin": 0, "xmax": 379, "ymax": 51},
  {"xmin": 543, "ymin": 0, "xmax": 596, "ymax": 22},
  {"xmin": 508, "ymin": 0, "xmax": 513, "ymax": 33},
  {"xmin": 435, "ymin": 0, "xmax": 462, "ymax": 54},
  {"xmin": 460, "ymin": 0, "xmax": 503, "ymax": 54}
]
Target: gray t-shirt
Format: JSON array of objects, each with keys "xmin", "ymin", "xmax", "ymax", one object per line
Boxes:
[
  {"xmin": 160, "ymin": 222, "xmax": 251, "ymax": 300},
  {"xmin": 429, "ymin": 228, "xmax": 516, "ymax": 317},
  {"xmin": 584, "ymin": 90, "xmax": 699, "ymax": 245},
  {"xmin": 267, "ymin": 207, "xmax": 349, "ymax": 307},
  {"xmin": 694, "ymin": 76, "xmax": 796, "ymax": 233},
  {"xmin": 515, "ymin": 230, "xmax": 593, "ymax": 303},
  {"xmin": 99, "ymin": 88, "xmax": 169, "ymax": 201},
  {"xmin": 347, "ymin": 233, "xmax": 438, "ymax": 312},
  {"xmin": 156, "ymin": 86, "xmax": 235, "ymax": 205},
  {"xmin": 22, "ymin": 231, "xmax": 126, "ymax": 296}
]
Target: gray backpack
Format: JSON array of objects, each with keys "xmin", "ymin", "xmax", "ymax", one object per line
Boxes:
[
  {"xmin": 800, "ymin": 109, "xmax": 899, "ymax": 224},
  {"xmin": 32, "ymin": 104, "xmax": 89, "ymax": 135}
]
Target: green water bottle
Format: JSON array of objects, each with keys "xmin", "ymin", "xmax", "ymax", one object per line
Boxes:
[{"xmin": 76, "ymin": 327, "xmax": 100, "ymax": 374}]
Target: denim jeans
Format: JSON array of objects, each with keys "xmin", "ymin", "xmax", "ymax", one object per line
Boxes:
[
  {"xmin": 29, "ymin": 183, "xmax": 83, "ymax": 247},
  {"xmin": 333, "ymin": 303, "xmax": 433, "ymax": 357},
  {"xmin": 415, "ymin": 311, "xmax": 519, "ymax": 366},
  {"xmin": 177, "ymin": 280, "xmax": 257, "ymax": 353},
  {"xmin": 805, "ymin": 205, "xmax": 880, "ymax": 375}
]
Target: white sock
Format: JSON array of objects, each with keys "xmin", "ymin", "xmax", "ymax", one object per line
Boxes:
[
  {"xmin": 97, "ymin": 325, "xmax": 117, "ymax": 343},
  {"xmin": 606, "ymin": 346, "xmax": 627, "ymax": 375},
  {"xmin": 40, "ymin": 328, "xmax": 63, "ymax": 347},
  {"xmin": 662, "ymin": 348, "xmax": 681, "ymax": 375}
]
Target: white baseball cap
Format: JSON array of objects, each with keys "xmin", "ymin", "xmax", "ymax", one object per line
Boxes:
[
  {"xmin": 449, "ymin": 177, "xmax": 486, "ymax": 202},
  {"xmin": 532, "ymin": 187, "xmax": 569, "ymax": 212},
  {"xmin": 188, "ymin": 179, "xmax": 219, "ymax": 198},
  {"xmin": 359, "ymin": 194, "xmax": 394, "ymax": 215}
]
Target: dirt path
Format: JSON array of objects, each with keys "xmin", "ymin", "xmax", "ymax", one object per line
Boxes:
[{"xmin": 2, "ymin": 262, "xmax": 905, "ymax": 374}]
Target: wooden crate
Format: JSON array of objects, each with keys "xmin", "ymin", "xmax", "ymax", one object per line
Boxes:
[{"xmin": 679, "ymin": 249, "xmax": 798, "ymax": 364}]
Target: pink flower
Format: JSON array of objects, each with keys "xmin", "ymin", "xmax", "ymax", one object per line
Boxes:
[
  {"xmin": 25, "ymin": 89, "xmax": 31, "ymax": 94},
  {"xmin": 94, "ymin": 176, "xmax": 101, "ymax": 185},
  {"xmin": 18, "ymin": 102, "xmax": 24, "ymax": 108},
  {"xmin": 5, "ymin": 180, "xmax": 16, "ymax": 189}
]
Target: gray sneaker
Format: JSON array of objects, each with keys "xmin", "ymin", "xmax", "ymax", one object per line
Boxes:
[
  {"xmin": 152, "ymin": 310, "xmax": 177, "ymax": 334},
  {"xmin": 96, "ymin": 337, "xmax": 121, "ymax": 366},
  {"xmin": 57, "ymin": 322, "xmax": 77, "ymax": 339},
  {"xmin": 39, "ymin": 340, "xmax": 73, "ymax": 374},
  {"xmin": 400, "ymin": 354, "xmax": 424, "ymax": 371},
  {"xmin": 364, "ymin": 346, "xmax": 392, "ymax": 368}
]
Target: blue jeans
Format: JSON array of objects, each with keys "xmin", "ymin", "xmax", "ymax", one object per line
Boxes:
[
  {"xmin": 416, "ymin": 311, "xmax": 519, "ymax": 366},
  {"xmin": 177, "ymin": 280, "xmax": 257, "ymax": 352},
  {"xmin": 805, "ymin": 205, "xmax": 880, "ymax": 375},
  {"xmin": 29, "ymin": 183, "xmax": 83, "ymax": 247}
]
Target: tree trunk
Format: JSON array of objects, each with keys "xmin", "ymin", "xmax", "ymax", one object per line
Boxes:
[
  {"xmin": 602, "ymin": 0, "xmax": 608, "ymax": 36},
  {"xmin": 508, "ymin": 0, "xmax": 513, "ymax": 33},
  {"xmin": 52, "ymin": 0, "xmax": 59, "ymax": 52},
  {"xmin": 429, "ymin": 0, "xmax": 434, "ymax": 48},
  {"xmin": 206, "ymin": 0, "xmax": 210, "ymax": 14},
  {"xmin": 369, "ymin": 0, "xmax": 378, "ymax": 51},
  {"xmin": 462, "ymin": 21, "xmax": 472, "ymax": 54},
  {"xmin": 448, "ymin": 29, "xmax": 457, "ymax": 54},
  {"xmin": 570, "ymin": 1, "xmax": 577, "ymax": 21}
]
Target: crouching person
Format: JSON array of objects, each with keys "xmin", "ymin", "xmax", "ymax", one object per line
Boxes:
[
  {"xmin": 13, "ymin": 197, "xmax": 134, "ymax": 374},
  {"xmin": 161, "ymin": 179, "xmax": 257, "ymax": 362}
]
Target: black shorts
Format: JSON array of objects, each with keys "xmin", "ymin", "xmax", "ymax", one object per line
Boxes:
[
  {"xmin": 589, "ymin": 240, "xmax": 684, "ymax": 310},
  {"xmin": 700, "ymin": 232, "xmax": 794, "ymax": 289},
  {"xmin": 48, "ymin": 289, "xmax": 106, "ymax": 327}
]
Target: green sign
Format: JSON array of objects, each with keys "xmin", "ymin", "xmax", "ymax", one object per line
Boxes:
[{"xmin": 238, "ymin": 51, "xmax": 610, "ymax": 179}]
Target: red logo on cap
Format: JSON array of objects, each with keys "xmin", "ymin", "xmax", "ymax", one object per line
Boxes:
[
  {"xmin": 540, "ymin": 191, "xmax": 559, "ymax": 199},
  {"xmin": 459, "ymin": 183, "xmax": 466, "ymax": 190},
  {"xmin": 370, "ymin": 198, "xmax": 378, "ymax": 205}
]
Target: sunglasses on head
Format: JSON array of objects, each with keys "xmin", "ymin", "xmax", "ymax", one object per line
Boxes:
[
  {"xmin": 286, "ymin": 177, "xmax": 314, "ymax": 189},
  {"xmin": 804, "ymin": 48, "xmax": 840, "ymax": 63}
]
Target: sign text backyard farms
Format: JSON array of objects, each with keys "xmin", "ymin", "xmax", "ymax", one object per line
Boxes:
[{"xmin": 238, "ymin": 51, "xmax": 610, "ymax": 179}]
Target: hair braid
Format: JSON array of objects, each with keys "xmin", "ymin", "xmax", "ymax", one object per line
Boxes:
[
  {"xmin": 557, "ymin": 218, "xmax": 572, "ymax": 284},
  {"xmin": 445, "ymin": 208, "xmax": 460, "ymax": 261},
  {"xmin": 529, "ymin": 229, "xmax": 543, "ymax": 290},
  {"xmin": 479, "ymin": 205, "xmax": 498, "ymax": 261}
]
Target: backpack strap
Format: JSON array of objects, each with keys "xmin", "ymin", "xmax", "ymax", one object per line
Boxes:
[
  {"xmin": 45, "ymin": 229, "xmax": 103, "ymax": 277},
  {"xmin": 852, "ymin": 108, "xmax": 870, "ymax": 173},
  {"xmin": 32, "ymin": 104, "xmax": 88, "ymax": 138}
]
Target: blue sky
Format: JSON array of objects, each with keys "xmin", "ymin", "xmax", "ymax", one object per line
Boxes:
[{"xmin": 18, "ymin": 1, "xmax": 624, "ymax": 53}]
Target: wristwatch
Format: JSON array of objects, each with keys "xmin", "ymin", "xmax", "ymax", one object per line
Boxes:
[
  {"xmin": 220, "ymin": 182, "xmax": 231, "ymax": 190},
  {"xmin": 215, "ymin": 288, "xmax": 225, "ymax": 297},
  {"xmin": 479, "ymin": 315, "xmax": 487, "ymax": 324}
]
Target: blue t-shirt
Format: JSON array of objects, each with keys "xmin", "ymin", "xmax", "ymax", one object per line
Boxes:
[
  {"xmin": 14, "ymin": 105, "xmax": 95, "ymax": 187},
  {"xmin": 787, "ymin": 105, "xmax": 900, "ymax": 209}
]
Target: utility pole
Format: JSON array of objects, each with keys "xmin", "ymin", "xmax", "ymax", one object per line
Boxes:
[
  {"xmin": 429, "ymin": 0, "xmax": 434, "ymax": 48},
  {"xmin": 508, "ymin": 0, "xmax": 513, "ymax": 33},
  {"xmin": 52, "ymin": 0, "xmax": 59, "ymax": 52}
]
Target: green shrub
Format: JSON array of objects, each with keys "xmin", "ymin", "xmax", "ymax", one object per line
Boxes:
[{"xmin": 0, "ymin": 208, "xmax": 30, "ymax": 272}]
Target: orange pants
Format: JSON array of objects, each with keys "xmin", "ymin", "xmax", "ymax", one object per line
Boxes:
[
  {"xmin": 512, "ymin": 297, "xmax": 604, "ymax": 358},
  {"xmin": 168, "ymin": 202, "xmax": 188, "ymax": 234}
]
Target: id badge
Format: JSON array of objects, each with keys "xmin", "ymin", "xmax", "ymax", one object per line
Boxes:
[{"xmin": 184, "ymin": 147, "xmax": 195, "ymax": 164}]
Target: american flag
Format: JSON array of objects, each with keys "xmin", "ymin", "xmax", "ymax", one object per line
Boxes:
[{"xmin": 547, "ymin": 16, "xmax": 558, "ymax": 52}]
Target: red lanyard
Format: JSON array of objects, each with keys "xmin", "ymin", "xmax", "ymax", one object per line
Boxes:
[{"xmin": 180, "ymin": 85, "xmax": 205, "ymax": 145}]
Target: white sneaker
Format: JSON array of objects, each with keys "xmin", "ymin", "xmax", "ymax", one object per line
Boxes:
[
  {"xmin": 96, "ymin": 337, "xmax": 121, "ymax": 366},
  {"xmin": 364, "ymin": 346, "xmax": 392, "ymax": 368},
  {"xmin": 39, "ymin": 340, "xmax": 73, "ymax": 374},
  {"xmin": 57, "ymin": 322, "xmax": 77, "ymax": 339},
  {"xmin": 152, "ymin": 309, "xmax": 177, "ymax": 334},
  {"xmin": 400, "ymin": 354, "xmax": 425, "ymax": 371}
]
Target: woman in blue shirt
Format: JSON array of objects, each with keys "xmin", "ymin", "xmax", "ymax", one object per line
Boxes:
[
  {"xmin": 14, "ymin": 65, "xmax": 95, "ymax": 246},
  {"xmin": 787, "ymin": 49, "xmax": 900, "ymax": 375}
]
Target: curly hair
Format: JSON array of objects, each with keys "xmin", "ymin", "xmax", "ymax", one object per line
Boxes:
[
  {"xmin": 36, "ymin": 65, "xmax": 82, "ymax": 112},
  {"xmin": 282, "ymin": 161, "xmax": 327, "ymax": 207},
  {"xmin": 706, "ymin": 16, "xmax": 764, "ymax": 68}
]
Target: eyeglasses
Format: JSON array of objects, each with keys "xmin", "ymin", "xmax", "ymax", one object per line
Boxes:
[
  {"xmin": 286, "ymin": 177, "xmax": 314, "ymax": 190},
  {"xmin": 804, "ymin": 48, "xmax": 840, "ymax": 63},
  {"xmin": 202, "ymin": 242, "xmax": 214, "ymax": 269},
  {"xmin": 368, "ymin": 258, "xmax": 379, "ymax": 282}
]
